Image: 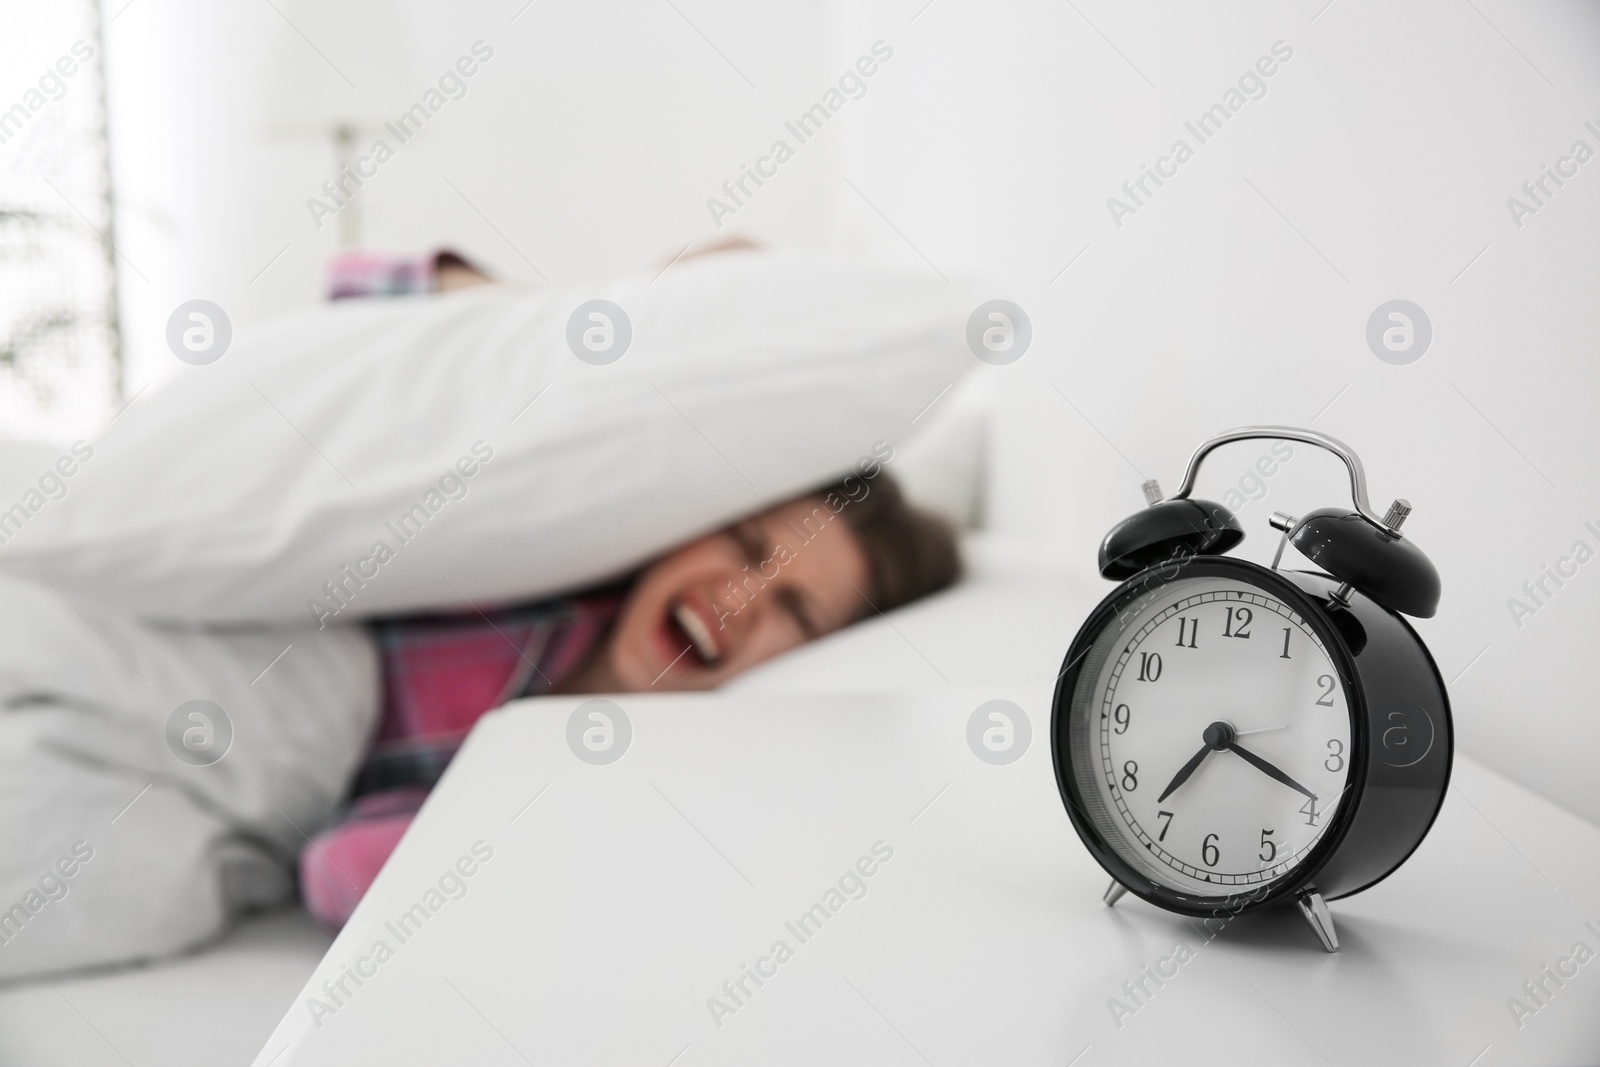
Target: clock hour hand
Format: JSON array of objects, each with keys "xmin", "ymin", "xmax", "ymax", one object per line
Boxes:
[
  {"xmin": 1224, "ymin": 740, "xmax": 1317, "ymax": 802},
  {"xmin": 1157, "ymin": 721, "xmax": 1240, "ymax": 802},
  {"xmin": 1156, "ymin": 743, "xmax": 1212, "ymax": 803}
]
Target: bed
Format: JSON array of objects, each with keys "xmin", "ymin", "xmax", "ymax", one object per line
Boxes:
[{"xmin": 0, "ymin": 531, "xmax": 1077, "ymax": 1064}]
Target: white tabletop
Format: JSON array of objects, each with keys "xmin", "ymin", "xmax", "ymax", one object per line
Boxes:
[{"xmin": 254, "ymin": 689, "xmax": 1600, "ymax": 1067}]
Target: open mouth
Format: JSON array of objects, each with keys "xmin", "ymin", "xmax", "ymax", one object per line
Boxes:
[{"xmin": 670, "ymin": 600, "xmax": 721, "ymax": 667}]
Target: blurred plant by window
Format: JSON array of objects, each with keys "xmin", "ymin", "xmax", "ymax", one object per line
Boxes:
[{"xmin": 0, "ymin": 0, "xmax": 119, "ymax": 442}]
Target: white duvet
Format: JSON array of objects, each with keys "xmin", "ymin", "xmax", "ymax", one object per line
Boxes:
[{"xmin": 0, "ymin": 558, "xmax": 379, "ymax": 982}]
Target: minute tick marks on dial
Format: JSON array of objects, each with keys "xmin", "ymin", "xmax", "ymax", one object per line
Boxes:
[{"xmin": 1091, "ymin": 581, "xmax": 1352, "ymax": 893}]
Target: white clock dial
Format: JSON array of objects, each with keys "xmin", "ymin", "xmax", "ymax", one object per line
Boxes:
[{"xmin": 1080, "ymin": 577, "xmax": 1352, "ymax": 896}]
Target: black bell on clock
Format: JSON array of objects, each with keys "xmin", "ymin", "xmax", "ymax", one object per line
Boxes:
[
  {"xmin": 1098, "ymin": 493, "xmax": 1244, "ymax": 580},
  {"xmin": 1052, "ymin": 426, "xmax": 1452, "ymax": 952},
  {"xmin": 1287, "ymin": 506, "xmax": 1441, "ymax": 619}
]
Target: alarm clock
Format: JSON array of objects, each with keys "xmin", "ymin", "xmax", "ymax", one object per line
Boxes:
[{"xmin": 1050, "ymin": 426, "xmax": 1450, "ymax": 952}]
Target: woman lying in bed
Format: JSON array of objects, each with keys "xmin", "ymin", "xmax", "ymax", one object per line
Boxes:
[
  {"xmin": 301, "ymin": 470, "xmax": 958, "ymax": 930},
  {"xmin": 292, "ymin": 241, "xmax": 957, "ymax": 929},
  {"xmin": 0, "ymin": 241, "xmax": 958, "ymax": 982},
  {"xmin": 0, "ymin": 468, "xmax": 955, "ymax": 980}
]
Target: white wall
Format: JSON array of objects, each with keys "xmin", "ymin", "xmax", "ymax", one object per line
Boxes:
[
  {"xmin": 103, "ymin": 0, "xmax": 1600, "ymax": 823},
  {"xmin": 835, "ymin": 0, "xmax": 1600, "ymax": 824},
  {"xmin": 102, "ymin": 0, "xmax": 845, "ymax": 395}
]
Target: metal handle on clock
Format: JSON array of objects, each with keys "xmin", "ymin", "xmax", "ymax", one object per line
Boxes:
[{"xmin": 1164, "ymin": 426, "xmax": 1401, "ymax": 537}]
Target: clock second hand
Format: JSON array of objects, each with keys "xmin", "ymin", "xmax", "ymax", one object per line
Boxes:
[{"xmin": 1233, "ymin": 724, "xmax": 1290, "ymax": 737}]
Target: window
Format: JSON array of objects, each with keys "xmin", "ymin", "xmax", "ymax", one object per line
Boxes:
[{"xmin": 0, "ymin": 0, "xmax": 119, "ymax": 441}]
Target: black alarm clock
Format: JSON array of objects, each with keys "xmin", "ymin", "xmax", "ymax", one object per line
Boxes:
[{"xmin": 1050, "ymin": 426, "xmax": 1451, "ymax": 951}]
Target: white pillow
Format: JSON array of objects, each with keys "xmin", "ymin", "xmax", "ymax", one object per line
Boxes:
[
  {"xmin": 892, "ymin": 370, "xmax": 991, "ymax": 530},
  {"xmin": 1, "ymin": 252, "xmax": 974, "ymax": 624}
]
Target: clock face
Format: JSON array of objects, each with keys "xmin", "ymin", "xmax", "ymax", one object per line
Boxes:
[{"xmin": 1067, "ymin": 575, "xmax": 1354, "ymax": 898}]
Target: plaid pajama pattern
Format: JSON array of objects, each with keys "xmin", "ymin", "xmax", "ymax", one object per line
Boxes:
[
  {"xmin": 299, "ymin": 594, "xmax": 620, "ymax": 929},
  {"xmin": 324, "ymin": 250, "xmax": 437, "ymax": 301}
]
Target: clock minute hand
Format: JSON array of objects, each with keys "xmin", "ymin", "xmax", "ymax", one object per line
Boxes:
[{"xmin": 1224, "ymin": 740, "xmax": 1317, "ymax": 802}]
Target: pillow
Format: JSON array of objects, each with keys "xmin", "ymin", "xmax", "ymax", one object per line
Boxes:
[
  {"xmin": 1, "ymin": 252, "xmax": 974, "ymax": 624},
  {"xmin": 0, "ymin": 439, "xmax": 72, "ymax": 502},
  {"xmin": 892, "ymin": 370, "xmax": 990, "ymax": 530}
]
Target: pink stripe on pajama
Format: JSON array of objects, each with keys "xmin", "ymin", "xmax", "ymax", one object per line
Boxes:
[{"xmin": 300, "ymin": 595, "xmax": 619, "ymax": 930}]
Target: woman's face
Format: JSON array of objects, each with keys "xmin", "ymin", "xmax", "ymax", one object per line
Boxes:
[{"xmin": 593, "ymin": 496, "xmax": 871, "ymax": 692}]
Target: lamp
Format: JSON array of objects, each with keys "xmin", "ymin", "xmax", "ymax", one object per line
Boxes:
[{"xmin": 259, "ymin": 0, "xmax": 421, "ymax": 247}]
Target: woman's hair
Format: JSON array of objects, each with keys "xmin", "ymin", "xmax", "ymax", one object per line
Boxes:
[{"xmin": 815, "ymin": 471, "xmax": 961, "ymax": 614}]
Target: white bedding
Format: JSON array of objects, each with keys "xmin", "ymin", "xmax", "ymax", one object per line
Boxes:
[
  {"xmin": 727, "ymin": 532, "xmax": 1096, "ymax": 696},
  {"xmin": 0, "ymin": 909, "xmax": 332, "ymax": 1067},
  {"xmin": 0, "ymin": 531, "xmax": 1086, "ymax": 1065},
  {"xmin": 0, "ymin": 566, "xmax": 378, "ymax": 982}
]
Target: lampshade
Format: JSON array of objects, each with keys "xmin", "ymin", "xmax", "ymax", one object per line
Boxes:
[{"xmin": 259, "ymin": 0, "xmax": 422, "ymax": 134}]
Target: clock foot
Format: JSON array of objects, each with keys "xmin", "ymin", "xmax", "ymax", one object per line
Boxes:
[
  {"xmin": 1296, "ymin": 889, "xmax": 1339, "ymax": 952},
  {"xmin": 1103, "ymin": 880, "xmax": 1128, "ymax": 907}
]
